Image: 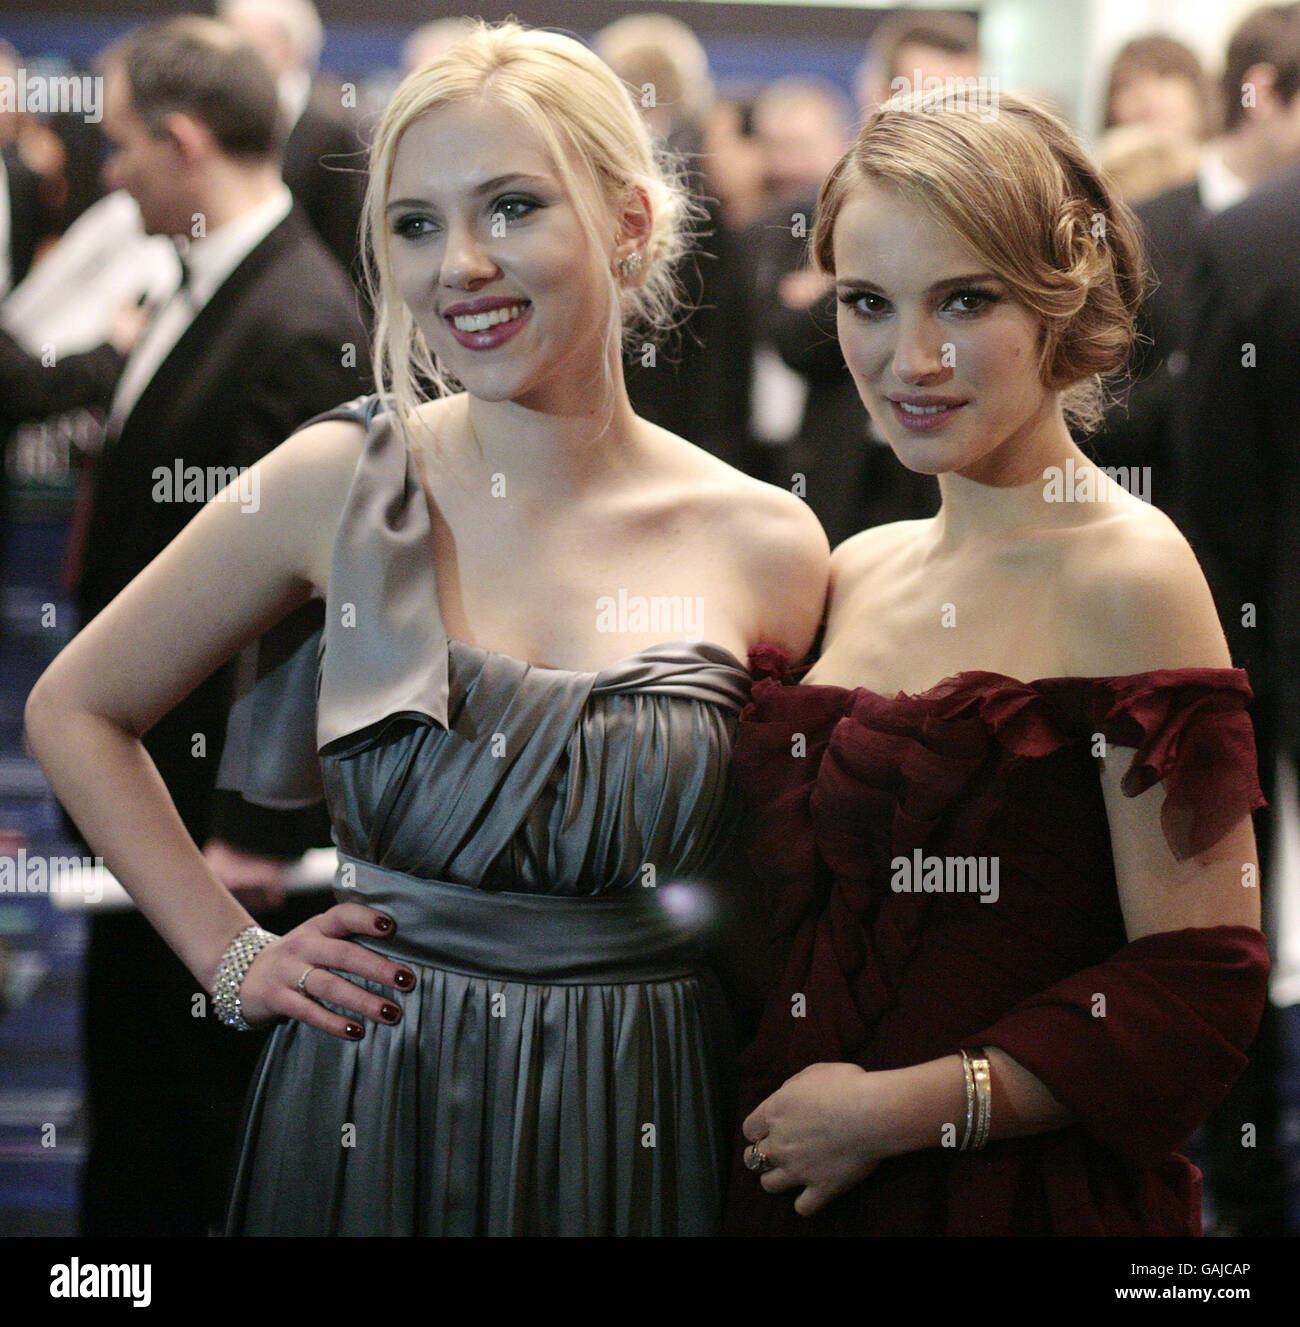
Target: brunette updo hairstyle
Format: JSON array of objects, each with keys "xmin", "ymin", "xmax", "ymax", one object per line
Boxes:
[
  {"xmin": 362, "ymin": 19, "xmax": 696, "ymax": 433},
  {"xmin": 812, "ymin": 88, "xmax": 1148, "ymax": 434}
]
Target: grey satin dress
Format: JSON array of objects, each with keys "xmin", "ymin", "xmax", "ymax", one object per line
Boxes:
[{"xmin": 216, "ymin": 395, "xmax": 754, "ymax": 1235}]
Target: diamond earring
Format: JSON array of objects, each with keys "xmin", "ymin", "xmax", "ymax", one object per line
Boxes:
[{"xmin": 618, "ymin": 251, "xmax": 644, "ymax": 279}]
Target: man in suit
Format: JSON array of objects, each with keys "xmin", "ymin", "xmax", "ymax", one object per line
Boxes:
[
  {"xmin": 1091, "ymin": 4, "xmax": 1300, "ymax": 513},
  {"xmin": 747, "ymin": 76, "xmax": 878, "ymax": 543},
  {"xmin": 219, "ymin": 0, "xmax": 366, "ymax": 283},
  {"xmin": 70, "ymin": 16, "xmax": 368, "ymax": 1235},
  {"xmin": 593, "ymin": 14, "xmax": 755, "ymax": 475},
  {"xmin": 1173, "ymin": 158, "xmax": 1299, "ymax": 1242},
  {"xmin": 748, "ymin": 9, "xmax": 984, "ymax": 546},
  {"xmin": 1171, "ymin": 7, "xmax": 1300, "ymax": 1237}
]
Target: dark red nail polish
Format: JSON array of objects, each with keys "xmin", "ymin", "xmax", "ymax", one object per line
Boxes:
[
  {"xmin": 374, "ymin": 916, "xmax": 394, "ymax": 934},
  {"xmin": 393, "ymin": 969, "xmax": 415, "ymax": 990},
  {"xmin": 345, "ymin": 1023, "xmax": 364, "ymax": 1039},
  {"xmin": 380, "ymin": 1003, "xmax": 400, "ymax": 1022}
]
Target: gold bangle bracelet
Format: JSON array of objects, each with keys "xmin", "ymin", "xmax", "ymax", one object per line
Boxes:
[{"xmin": 970, "ymin": 1051, "xmax": 993, "ymax": 1151}]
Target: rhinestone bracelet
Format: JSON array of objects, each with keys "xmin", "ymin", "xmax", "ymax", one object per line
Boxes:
[{"xmin": 211, "ymin": 925, "xmax": 278, "ymax": 1030}]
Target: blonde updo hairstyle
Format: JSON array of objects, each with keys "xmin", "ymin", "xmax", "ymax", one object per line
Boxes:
[
  {"xmin": 812, "ymin": 88, "xmax": 1148, "ymax": 434},
  {"xmin": 361, "ymin": 20, "xmax": 694, "ymax": 435}
]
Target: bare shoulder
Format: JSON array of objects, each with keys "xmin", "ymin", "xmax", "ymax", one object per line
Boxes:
[
  {"xmin": 650, "ymin": 433, "xmax": 831, "ymax": 661},
  {"xmin": 828, "ymin": 519, "xmax": 930, "ymax": 599},
  {"xmin": 714, "ymin": 470, "xmax": 830, "ymax": 566},
  {"xmin": 258, "ymin": 412, "xmax": 370, "ymax": 592},
  {"xmin": 647, "ymin": 425, "xmax": 829, "ymax": 568},
  {"xmin": 1062, "ymin": 497, "xmax": 1231, "ymax": 675},
  {"xmin": 711, "ymin": 472, "xmax": 831, "ymax": 663}
]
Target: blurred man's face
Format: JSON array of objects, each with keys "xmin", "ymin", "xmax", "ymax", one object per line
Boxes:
[
  {"xmin": 758, "ymin": 99, "xmax": 846, "ymax": 201},
  {"xmin": 223, "ymin": 9, "xmax": 295, "ymax": 77},
  {"xmin": 1269, "ymin": 84, "xmax": 1300, "ymax": 170},
  {"xmin": 859, "ymin": 42, "xmax": 982, "ymax": 116},
  {"xmin": 100, "ymin": 66, "xmax": 190, "ymax": 236},
  {"xmin": 893, "ymin": 42, "xmax": 980, "ymax": 93},
  {"xmin": 1254, "ymin": 64, "xmax": 1300, "ymax": 174}
]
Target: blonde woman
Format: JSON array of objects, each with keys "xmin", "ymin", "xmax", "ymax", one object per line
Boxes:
[
  {"xmin": 727, "ymin": 90, "xmax": 1269, "ymax": 1235},
  {"xmin": 24, "ymin": 22, "xmax": 826, "ymax": 1235}
]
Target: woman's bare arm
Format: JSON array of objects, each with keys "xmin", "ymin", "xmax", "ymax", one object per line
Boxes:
[{"xmin": 23, "ymin": 420, "xmax": 414, "ymax": 1036}]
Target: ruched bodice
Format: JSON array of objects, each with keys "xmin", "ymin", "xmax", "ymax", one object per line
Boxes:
[
  {"xmin": 327, "ymin": 637, "xmax": 749, "ymax": 895},
  {"xmin": 218, "ymin": 395, "xmax": 756, "ymax": 1235},
  {"xmin": 217, "ymin": 394, "xmax": 752, "ymax": 898},
  {"xmin": 724, "ymin": 648, "xmax": 1270, "ymax": 1236}
]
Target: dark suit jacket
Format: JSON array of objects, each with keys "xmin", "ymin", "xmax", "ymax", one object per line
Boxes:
[
  {"xmin": 1090, "ymin": 181, "xmax": 1204, "ymax": 512},
  {"xmin": 623, "ymin": 123, "xmax": 754, "ymax": 471},
  {"xmin": 75, "ymin": 204, "xmax": 370, "ymax": 856},
  {"xmin": 2, "ymin": 141, "xmax": 51, "ymax": 291},
  {"xmin": 0, "ymin": 328, "xmax": 122, "ymax": 435},
  {"xmin": 749, "ymin": 193, "xmax": 938, "ymax": 547},
  {"xmin": 282, "ymin": 87, "xmax": 367, "ymax": 286},
  {"xmin": 1173, "ymin": 163, "xmax": 1300, "ymax": 745}
]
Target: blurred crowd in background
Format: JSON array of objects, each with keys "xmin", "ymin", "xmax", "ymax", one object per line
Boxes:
[
  {"xmin": 0, "ymin": 0, "xmax": 1298, "ymax": 1238},
  {"xmin": 5, "ymin": 4, "xmax": 1300, "ymax": 541}
]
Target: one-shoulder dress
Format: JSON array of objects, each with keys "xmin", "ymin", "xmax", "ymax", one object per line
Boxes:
[
  {"xmin": 724, "ymin": 647, "xmax": 1271, "ymax": 1236},
  {"xmin": 215, "ymin": 395, "xmax": 756, "ymax": 1235}
]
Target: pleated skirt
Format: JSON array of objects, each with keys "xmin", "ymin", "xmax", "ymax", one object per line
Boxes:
[{"xmin": 224, "ymin": 854, "xmax": 733, "ymax": 1235}]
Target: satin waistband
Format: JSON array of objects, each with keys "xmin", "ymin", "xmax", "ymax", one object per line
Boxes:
[{"xmin": 333, "ymin": 852, "xmax": 710, "ymax": 984}]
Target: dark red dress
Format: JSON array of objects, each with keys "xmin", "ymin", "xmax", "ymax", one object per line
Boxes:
[{"xmin": 724, "ymin": 648, "xmax": 1270, "ymax": 1236}]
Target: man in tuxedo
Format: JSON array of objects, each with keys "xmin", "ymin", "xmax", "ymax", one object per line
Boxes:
[
  {"xmin": 1171, "ymin": 11, "xmax": 1300, "ymax": 1234},
  {"xmin": 70, "ymin": 16, "xmax": 367, "ymax": 1235},
  {"xmin": 747, "ymin": 11, "xmax": 983, "ymax": 545},
  {"xmin": 747, "ymin": 76, "xmax": 892, "ymax": 546},
  {"xmin": 593, "ymin": 14, "xmax": 755, "ymax": 475},
  {"xmin": 219, "ymin": 0, "xmax": 366, "ymax": 283},
  {"xmin": 1092, "ymin": 3, "xmax": 1300, "ymax": 513}
]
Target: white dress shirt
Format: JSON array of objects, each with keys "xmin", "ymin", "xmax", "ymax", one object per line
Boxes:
[
  {"xmin": 1198, "ymin": 143, "xmax": 1250, "ymax": 216},
  {"xmin": 105, "ymin": 183, "xmax": 293, "ymax": 437}
]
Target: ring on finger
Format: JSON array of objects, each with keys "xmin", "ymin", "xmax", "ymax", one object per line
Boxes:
[
  {"xmin": 295, "ymin": 964, "xmax": 318, "ymax": 996},
  {"xmin": 744, "ymin": 1143, "xmax": 773, "ymax": 1174}
]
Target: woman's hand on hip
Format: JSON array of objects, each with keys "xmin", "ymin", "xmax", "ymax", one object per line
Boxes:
[{"xmin": 236, "ymin": 903, "xmax": 416, "ymax": 1040}]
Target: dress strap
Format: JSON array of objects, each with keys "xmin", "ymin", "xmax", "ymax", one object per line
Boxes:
[
  {"xmin": 217, "ymin": 394, "xmax": 451, "ymax": 806},
  {"xmin": 315, "ymin": 397, "xmax": 451, "ymax": 749}
]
